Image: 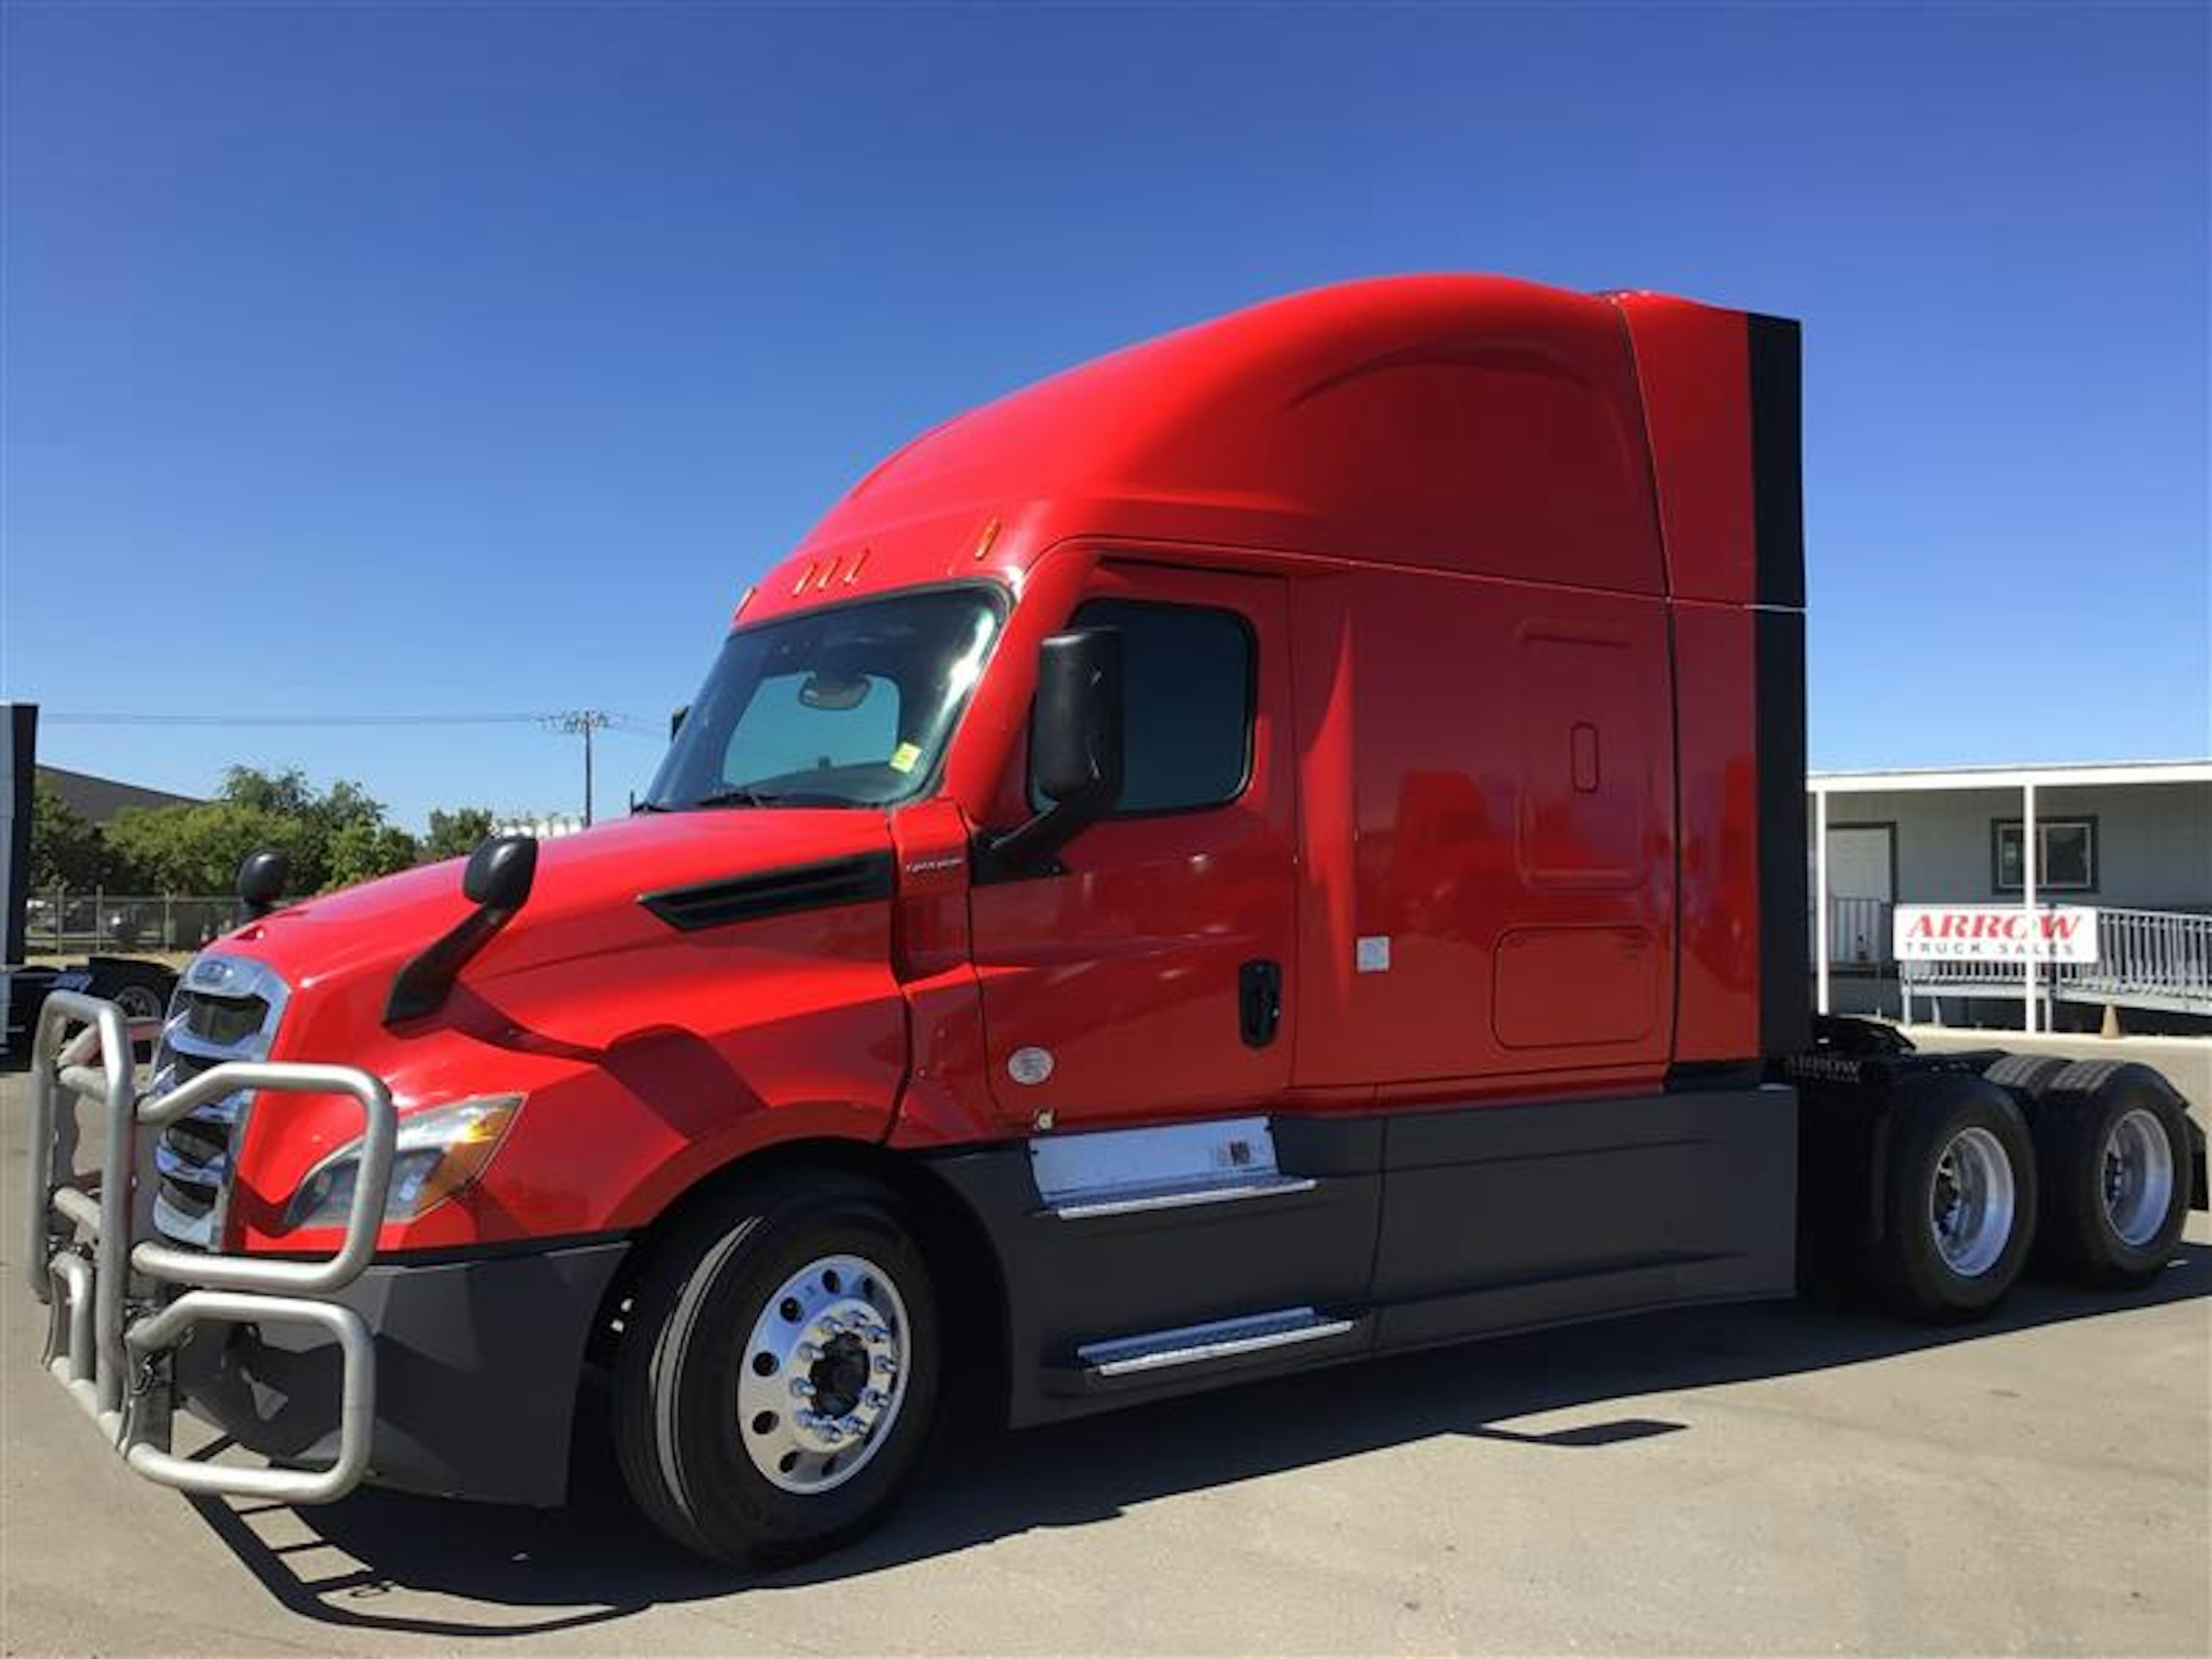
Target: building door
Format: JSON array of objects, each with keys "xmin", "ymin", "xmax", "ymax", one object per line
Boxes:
[
  {"xmin": 1825, "ymin": 824, "xmax": 1894, "ymax": 965},
  {"xmin": 968, "ymin": 563, "xmax": 1297, "ymax": 1131}
]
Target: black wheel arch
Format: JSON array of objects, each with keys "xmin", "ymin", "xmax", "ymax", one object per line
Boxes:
[{"xmin": 582, "ymin": 1135, "xmax": 1013, "ymax": 1432}]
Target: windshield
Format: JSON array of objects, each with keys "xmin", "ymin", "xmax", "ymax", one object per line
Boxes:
[{"xmin": 644, "ymin": 586, "xmax": 1003, "ymax": 810}]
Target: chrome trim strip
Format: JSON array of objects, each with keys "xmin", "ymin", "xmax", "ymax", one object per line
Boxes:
[
  {"xmin": 179, "ymin": 953, "xmax": 292, "ymax": 1009},
  {"xmin": 160, "ymin": 1025, "xmax": 274, "ymax": 1064},
  {"xmin": 1051, "ymin": 1173, "xmax": 1317, "ymax": 1221},
  {"xmin": 149, "ymin": 1191, "xmax": 215, "ymax": 1249},
  {"xmin": 182, "ymin": 1090, "xmax": 248, "ymax": 1126},
  {"xmin": 1079, "ymin": 1308, "xmax": 1358, "ymax": 1377},
  {"xmin": 153, "ymin": 1141, "xmax": 227, "ymax": 1185}
]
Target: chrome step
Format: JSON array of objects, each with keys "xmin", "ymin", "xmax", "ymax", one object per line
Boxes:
[
  {"xmin": 1077, "ymin": 1306, "xmax": 1358, "ymax": 1378},
  {"xmin": 1048, "ymin": 1172, "xmax": 1316, "ymax": 1221},
  {"xmin": 1031, "ymin": 1115, "xmax": 1321, "ymax": 1221}
]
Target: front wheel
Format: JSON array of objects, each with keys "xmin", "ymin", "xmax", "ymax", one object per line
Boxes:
[{"xmin": 613, "ymin": 1171, "xmax": 940, "ymax": 1565}]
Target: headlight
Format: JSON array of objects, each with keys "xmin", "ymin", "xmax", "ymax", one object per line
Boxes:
[{"xmin": 284, "ymin": 1094, "xmax": 522, "ymax": 1231}]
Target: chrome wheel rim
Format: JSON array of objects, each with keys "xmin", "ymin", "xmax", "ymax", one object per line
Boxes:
[
  {"xmin": 2101, "ymin": 1109, "xmax": 2173, "ymax": 1248},
  {"xmin": 736, "ymin": 1253, "xmax": 910, "ymax": 1495},
  {"xmin": 1930, "ymin": 1126, "xmax": 2015, "ymax": 1278},
  {"xmin": 112, "ymin": 983, "xmax": 166, "ymax": 1021}
]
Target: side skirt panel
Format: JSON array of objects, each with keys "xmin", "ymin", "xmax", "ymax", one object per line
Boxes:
[
  {"xmin": 1371, "ymin": 1086, "xmax": 1798, "ymax": 1350},
  {"xmin": 927, "ymin": 1085, "xmax": 1798, "ymax": 1429}
]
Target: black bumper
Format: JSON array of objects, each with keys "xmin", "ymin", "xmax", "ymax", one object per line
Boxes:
[{"xmin": 174, "ymin": 1238, "xmax": 629, "ymax": 1507}]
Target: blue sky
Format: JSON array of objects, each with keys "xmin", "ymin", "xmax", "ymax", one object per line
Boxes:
[{"xmin": 4, "ymin": 2, "xmax": 2206, "ymax": 831}]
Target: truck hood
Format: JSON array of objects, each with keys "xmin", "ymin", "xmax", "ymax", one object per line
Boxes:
[{"xmin": 218, "ymin": 809, "xmax": 896, "ymax": 999}]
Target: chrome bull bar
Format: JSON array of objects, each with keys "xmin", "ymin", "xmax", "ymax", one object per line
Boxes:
[{"xmin": 27, "ymin": 989, "xmax": 396, "ymax": 1504}]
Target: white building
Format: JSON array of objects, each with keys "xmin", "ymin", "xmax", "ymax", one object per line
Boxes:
[{"xmin": 1809, "ymin": 760, "xmax": 2212, "ymax": 1031}]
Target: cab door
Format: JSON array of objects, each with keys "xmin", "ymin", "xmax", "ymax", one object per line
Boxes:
[{"xmin": 968, "ymin": 563, "xmax": 1296, "ymax": 1131}]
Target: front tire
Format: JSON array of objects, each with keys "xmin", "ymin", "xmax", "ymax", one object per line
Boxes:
[{"xmin": 613, "ymin": 1171, "xmax": 940, "ymax": 1565}]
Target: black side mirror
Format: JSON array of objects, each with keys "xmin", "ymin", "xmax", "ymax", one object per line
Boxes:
[
  {"xmin": 463, "ymin": 834, "xmax": 538, "ymax": 912},
  {"xmin": 236, "ymin": 849, "xmax": 290, "ymax": 921},
  {"xmin": 984, "ymin": 627, "xmax": 1124, "ymax": 873},
  {"xmin": 1032, "ymin": 628, "xmax": 1124, "ymax": 809}
]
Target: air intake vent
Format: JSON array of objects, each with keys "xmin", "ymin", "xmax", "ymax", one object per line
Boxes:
[{"xmin": 641, "ymin": 853, "xmax": 893, "ymax": 933}]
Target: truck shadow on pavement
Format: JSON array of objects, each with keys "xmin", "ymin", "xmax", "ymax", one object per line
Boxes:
[{"xmin": 188, "ymin": 1244, "xmax": 2211, "ymax": 1639}]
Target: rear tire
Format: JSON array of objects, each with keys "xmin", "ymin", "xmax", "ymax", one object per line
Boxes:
[
  {"xmin": 1873, "ymin": 1078, "xmax": 2037, "ymax": 1322},
  {"xmin": 613, "ymin": 1170, "xmax": 940, "ymax": 1565},
  {"xmin": 2031, "ymin": 1062, "xmax": 2191, "ymax": 1289}
]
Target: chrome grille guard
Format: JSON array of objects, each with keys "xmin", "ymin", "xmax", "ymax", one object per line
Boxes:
[{"xmin": 25, "ymin": 989, "xmax": 396, "ymax": 1504}]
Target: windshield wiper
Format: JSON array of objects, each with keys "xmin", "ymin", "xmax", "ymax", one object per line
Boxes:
[{"xmin": 688, "ymin": 786, "xmax": 786, "ymax": 810}]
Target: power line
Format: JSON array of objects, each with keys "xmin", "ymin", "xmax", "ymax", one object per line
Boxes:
[
  {"xmin": 45, "ymin": 706, "xmax": 671, "ymax": 828},
  {"xmin": 46, "ymin": 711, "xmax": 552, "ymax": 728},
  {"xmin": 45, "ymin": 710, "xmax": 667, "ymax": 735}
]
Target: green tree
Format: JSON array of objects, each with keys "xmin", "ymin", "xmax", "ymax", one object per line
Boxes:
[
  {"xmin": 105, "ymin": 800, "xmax": 298, "ymax": 895},
  {"xmin": 423, "ymin": 806, "xmax": 497, "ymax": 861},
  {"xmin": 217, "ymin": 764, "xmax": 319, "ymax": 820},
  {"xmin": 325, "ymin": 820, "xmax": 421, "ymax": 889},
  {"xmin": 29, "ymin": 778, "xmax": 116, "ymax": 889},
  {"xmin": 88, "ymin": 768, "xmax": 497, "ymax": 897}
]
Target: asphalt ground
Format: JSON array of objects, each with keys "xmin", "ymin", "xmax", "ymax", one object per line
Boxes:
[{"xmin": 1, "ymin": 1067, "xmax": 2207, "ymax": 1657}]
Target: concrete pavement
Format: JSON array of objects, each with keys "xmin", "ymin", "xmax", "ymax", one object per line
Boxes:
[{"xmin": 2, "ymin": 1070, "xmax": 2206, "ymax": 1656}]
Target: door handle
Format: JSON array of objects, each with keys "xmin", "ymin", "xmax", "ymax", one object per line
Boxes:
[{"xmin": 1238, "ymin": 960, "xmax": 1283, "ymax": 1048}]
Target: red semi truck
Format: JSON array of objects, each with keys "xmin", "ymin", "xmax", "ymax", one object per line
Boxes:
[{"xmin": 25, "ymin": 276, "xmax": 2205, "ymax": 1564}]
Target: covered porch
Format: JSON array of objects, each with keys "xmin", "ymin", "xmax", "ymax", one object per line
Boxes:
[{"xmin": 1807, "ymin": 760, "xmax": 2212, "ymax": 1032}]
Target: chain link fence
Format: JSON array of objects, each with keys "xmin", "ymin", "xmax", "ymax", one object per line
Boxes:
[{"xmin": 25, "ymin": 889, "xmax": 237, "ymax": 956}]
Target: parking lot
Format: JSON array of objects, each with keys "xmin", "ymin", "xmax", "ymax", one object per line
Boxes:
[{"xmin": 2, "ymin": 1066, "xmax": 2206, "ymax": 1657}]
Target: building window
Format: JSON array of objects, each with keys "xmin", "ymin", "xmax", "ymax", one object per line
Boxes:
[
  {"xmin": 1992, "ymin": 817, "xmax": 2097, "ymax": 893},
  {"xmin": 1036, "ymin": 598, "xmax": 1255, "ymax": 815}
]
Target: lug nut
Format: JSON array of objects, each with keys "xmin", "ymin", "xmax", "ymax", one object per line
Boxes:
[
  {"xmin": 790, "ymin": 1379, "xmax": 816, "ymax": 1399},
  {"xmin": 874, "ymin": 1355, "xmax": 897, "ymax": 1374}
]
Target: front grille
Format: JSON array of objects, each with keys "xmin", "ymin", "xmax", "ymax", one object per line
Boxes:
[{"xmin": 147, "ymin": 955, "xmax": 290, "ymax": 1248}]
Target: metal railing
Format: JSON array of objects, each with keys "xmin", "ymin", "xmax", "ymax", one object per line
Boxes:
[
  {"xmin": 2062, "ymin": 908, "xmax": 2212, "ymax": 1014},
  {"xmin": 1816, "ymin": 896, "xmax": 1894, "ymax": 968},
  {"xmin": 1900, "ymin": 907, "xmax": 2212, "ymax": 1019},
  {"xmin": 26, "ymin": 990, "xmax": 396, "ymax": 1503},
  {"xmin": 25, "ymin": 890, "xmax": 236, "ymax": 956}
]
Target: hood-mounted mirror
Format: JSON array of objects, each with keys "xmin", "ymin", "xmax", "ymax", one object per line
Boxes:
[
  {"xmin": 236, "ymin": 849, "xmax": 291, "ymax": 921},
  {"xmin": 384, "ymin": 834, "xmax": 539, "ymax": 1026}
]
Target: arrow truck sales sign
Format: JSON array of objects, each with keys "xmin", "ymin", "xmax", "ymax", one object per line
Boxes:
[{"xmin": 1893, "ymin": 904, "xmax": 2101, "ymax": 963}]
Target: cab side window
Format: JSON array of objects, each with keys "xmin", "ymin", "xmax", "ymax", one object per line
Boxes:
[{"xmin": 1055, "ymin": 598, "xmax": 1254, "ymax": 814}]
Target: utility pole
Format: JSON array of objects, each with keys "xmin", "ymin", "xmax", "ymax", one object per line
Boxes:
[{"xmin": 545, "ymin": 711, "xmax": 613, "ymax": 826}]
